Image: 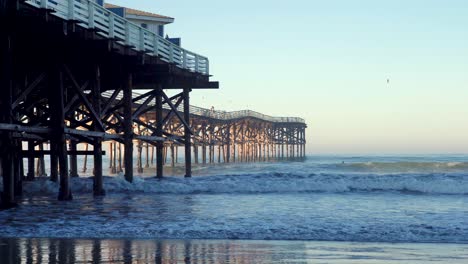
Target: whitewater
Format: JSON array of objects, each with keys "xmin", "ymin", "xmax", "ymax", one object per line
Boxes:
[{"xmin": 1, "ymin": 155, "xmax": 467, "ymax": 244}]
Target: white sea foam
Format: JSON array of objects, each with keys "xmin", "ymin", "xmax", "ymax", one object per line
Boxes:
[
  {"xmin": 333, "ymin": 161, "xmax": 468, "ymax": 173},
  {"xmin": 19, "ymin": 171, "xmax": 468, "ymax": 196}
]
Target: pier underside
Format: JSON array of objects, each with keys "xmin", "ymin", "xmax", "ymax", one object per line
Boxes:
[{"xmin": 0, "ymin": 1, "xmax": 306, "ymax": 208}]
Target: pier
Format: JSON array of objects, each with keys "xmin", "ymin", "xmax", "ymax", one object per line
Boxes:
[{"xmin": 0, "ymin": 0, "xmax": 306, "ymax": 208}]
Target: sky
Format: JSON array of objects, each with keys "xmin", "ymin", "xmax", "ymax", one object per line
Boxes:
[{"xmin": 111, "ymin": 0, "xmax": 468, "ymax": 154}]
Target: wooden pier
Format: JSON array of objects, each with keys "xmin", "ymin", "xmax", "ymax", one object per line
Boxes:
[{"xmin": 0, "ymin": 0, "xmax": 306, "ymax": 208}]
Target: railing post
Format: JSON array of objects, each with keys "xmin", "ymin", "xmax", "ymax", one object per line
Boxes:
[
  {"xmin": 182, "ymin": 50, "xmax": 187, "ymax": 69},
  {"xmin": 153, "ymin": 34, "xmax": 159, "ymax": 56},
  {"xmin": 169, "ymin": 44, "xmax": 174, "ymax": 63},
  {"xmin": 88, "ymin": 2, "xmax": 95, "ymax": 29},
  {"xmin": 125, "ymin": 22, "xmax": 130, "ymax": 46},
  {"xmin": 108, "ymin": 13, "xmax": 115, "ymax": 38},
  {"xmin": 139, "ymin": 28, "xmax": 145, "ymax": 51},
  {"xmin": 68, "ymin": 0, "xmax": 74, "ymax": 20}
]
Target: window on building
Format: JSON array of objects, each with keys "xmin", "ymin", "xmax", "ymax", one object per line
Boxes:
[
  {"xmin": 141, "ymin": 23, "xmax": 148, "ymax": 29},
  {"xmin": 158, "ymin": 25, "xmax": 164, "ymax": 37}
]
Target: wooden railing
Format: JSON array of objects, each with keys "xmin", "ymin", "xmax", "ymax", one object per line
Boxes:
[
  {"xmin": 25, "ymin": 0, "xmax": 210, "ymax": 75},
  {"xmin": 188, "ymin": 107, "xmax": 306, "ymax": 124},
  {"xmin": 102, "ymin": 91, "xmax": 306, "ymax": 124}
]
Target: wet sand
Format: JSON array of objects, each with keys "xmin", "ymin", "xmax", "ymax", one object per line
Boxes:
[{"xmin": 0, "ymin": 238, "xmax": 467, "ymax": 263}]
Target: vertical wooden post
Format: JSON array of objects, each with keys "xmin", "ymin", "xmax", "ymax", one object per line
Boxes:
[
  {"xmin": 155, "ymin": 87, "xmax": 163, "ymax": 178},
  {"xmin": 281, "ymin": 129, "xmax": 285, "ymax": 159},
  {"xmin": 150, "ymin": 145, "xmax": 154, "ymax": 165},
  {"xmin": 69, "ymin": 141, "xmax": 79, "ymax": 177},
  {"xmin": 14, "ymin": 140, "xmax": 22, "ymax": 196},
  {"xmin": 26, "ymin": 141, "xmax": 35, "ymax": 181},
  {"xmin": 304, "ymin": 128, "xmax": 306, "ymax": 157},
  {"xmin": 37, "ymin": 143, "xmax": 47, "ymax": 176},
  {"xmin": 296, "ymin": 129, "xmax": 300, "ymax": 157},
  {"xmin": 226, "ymin": 125, "xmax": 231, "ymax": 163},
  {"xmin": 109, "ymin": 142, "xmax": 113, "ymax": 169},
  {"xmin": 145, "ymin": 142, "xmax": 149, "ymax": 168},
  {"xmin": 170, "ymin": 144, "xmax": 175, "ymax": 167},
  {"xmin": 93, "ymin": 65, "xmax": 105, "ymax": 195},
  {"xmin": 53, "ymin": 68, "xmax": 72, "ymax": 201},
  {"xmin": 118, "ymin": 143, "xmax": 122, "ymax": 172},
  {"xmin": 0, "ymin": 31, "xmax": 16, "ymax": 208},
  {"xmin": 111, "ymin": 142, "xmax": 117, "ymax": 173},
  {"xmin": 232, "ymin": 125, "xmax": 236, "ymax": 163},
  {"xmin": 93, "ymin": 137, "xmax": 104, "ymax": 195},
  {"xmin": 50, "ymin": 147, "xmax": 59, "ymax": 182},
  {"xmin": 183, "ymin": 88, "xmax": 192, "ymax": 177},
  {"xmin": 202, "ymin": 126, "xmax": 207, "ymax": 164},
  {"xmin": 292, "ymin": 141, "xmax": 295, "ymax": 158},
  {"xmin": 82, "ymin": 143, "xmax": 88, "ymax": 173},
  {"xmin": 122, "ymin": 71, "xmax": 134, "ymax": 182},
  {"xmin": 137, "ymin": 140, "xmax": 143, "ymax": 173},
  {"xmin": 194, "ymin": 145, "xmax": 199, "ymax": 164},
  {"xmin": 266, "ymin": 142, "xmax": 270, "ymax": 161},
  {"xmin": 233, "ymin": 142, "xmax": 236, "ymax": 163}
]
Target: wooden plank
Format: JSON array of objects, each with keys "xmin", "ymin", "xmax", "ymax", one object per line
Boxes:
[
  {"xmin": 21, "ymin": 150, "xmax": 107, "ymax": 157},
  {"xmin": 0, "ymin": 123, "xmax": 51, "ymax": 134}
]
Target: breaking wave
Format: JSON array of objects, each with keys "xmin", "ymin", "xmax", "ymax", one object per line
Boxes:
[
  {"xmin": 19, "ymin": 171, "xmax": 468, "ymax": 196},
  {"xmin": 331, "ymin": 161, "xmax": 468, "ymax": 173}
]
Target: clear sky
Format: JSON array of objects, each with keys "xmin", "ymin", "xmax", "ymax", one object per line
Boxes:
[{"xmin": 111, "ymin": 0, "xmax": 468, "ymax": 154}]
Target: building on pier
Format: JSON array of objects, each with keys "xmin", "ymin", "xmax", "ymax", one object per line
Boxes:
[{"xmin": 104, "ymin": 3, "xmax": 174, "ymax": 39}]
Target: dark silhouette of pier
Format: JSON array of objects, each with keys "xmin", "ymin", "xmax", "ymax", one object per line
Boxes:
[{"xmin": 0, "ymin": 0, "xmax": 306, "ymax": 208}]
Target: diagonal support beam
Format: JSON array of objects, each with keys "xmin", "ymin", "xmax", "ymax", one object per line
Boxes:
[
  {"xmin": 63, "ymin": 65, "xmax": 105, "ymax": 132},
  {"xmin": 161, "ymin": 91, "xmax": 193, "ymax": 135},
  {"xmin": 12, "ymin": 73, "xmax": 46, "ymax": 109},
  {"xmin": 132, "ymin": 93, "xmax": 155, "ymax": 120}
]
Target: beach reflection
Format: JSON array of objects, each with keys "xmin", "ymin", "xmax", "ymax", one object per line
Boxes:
[
  {"xmin": 1, "ymin": 238, "xmax": 467, "ymax": 263},
  {"xmin": 0, "ymin": 238, "xmax": 287, "ymax": 264}
]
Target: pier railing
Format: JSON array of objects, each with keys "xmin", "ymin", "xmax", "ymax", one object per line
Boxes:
[
  {"xmin": 103, "ymin": 91, "xmax": 305, "ymax": 124},
  {"xmin": 25, "ymin": 0, "xmax": 210, "ymax": 75},
  {"xmin": 188, "ymin": 106, "xmax": 305, "ymax": 123}
]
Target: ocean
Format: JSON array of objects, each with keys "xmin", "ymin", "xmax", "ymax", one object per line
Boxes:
[{"xmin": 1, "ymin": 155, "xmax": 467, "ymax": 263}]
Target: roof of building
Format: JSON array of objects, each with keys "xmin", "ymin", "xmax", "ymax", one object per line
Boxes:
[{"xmin": 104, "ymin": 3, "xmax": 174, "ymax": 20}]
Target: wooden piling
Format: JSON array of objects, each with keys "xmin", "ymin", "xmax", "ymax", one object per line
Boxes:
[
  {"xmin": 92, "ymin": 65, "xmax": 104, "ymax": 196},
  {"xmin": 145, "ymin": 142, "xmax": 150, "ymax": 168},
  {"xmin": 0, "ymin": 34, "xmax": 16, "ymax": 208},
  {"xmin": 53, "ymin": 68, "xmax": 72, "ymax": 201},
  {"xmin": 171, "ymin": 144, "xmax": 175, "ymax": 167},
  {"xmin": 123, "ymin": 72, "xmax": 134, "ymax": 182},
  {"xmin": 109, "ymin": 142, "xmax": 113, "ymax": 169},
  {"xmin": 82, "ymin": 144, "xmax": 88, "ymax": 173},
  {"xmin": 155, "ymin": 87, "xmax": 163, "ymax": 178},
  {"xmin": 69, "ymin": 141, "xmax": 79, "ymax": 178},
  {"xmin": 26, "ymin": 141, "xmax": 35, "ymax": 181},
  {"xmin": 183, "ymin": 88, "xmax": 192, "ymax": 177}
]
